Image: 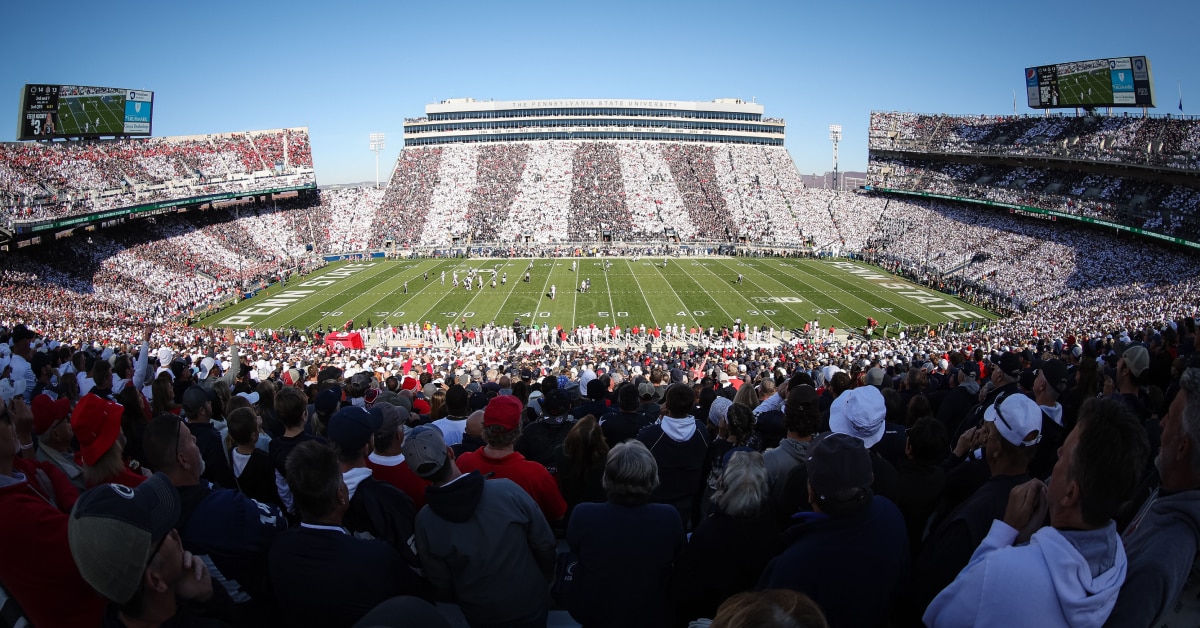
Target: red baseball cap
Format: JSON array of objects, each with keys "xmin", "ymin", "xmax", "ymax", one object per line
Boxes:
[
  {"xmin": 483, "ymin": 395, "xmax": 523, "ymax": 430},
  {"xmin": 71, "ymin": 394, "xmax": 125, "ymax": 465},
  {"xmin": 32, "ymin": 394, "xmax": 71, "ymax": 435}
]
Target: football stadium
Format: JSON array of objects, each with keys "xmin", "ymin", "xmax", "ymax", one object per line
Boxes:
[{"xmin": 2, "ymin": 24, "xmax": 1200, "ymax": 628}]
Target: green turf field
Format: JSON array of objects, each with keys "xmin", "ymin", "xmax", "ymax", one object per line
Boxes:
[
  {"xmin": 1056, "ymin": 68, "xmax": 1114, "ymax": 107},
  {"xmin": 56, "ymin": 95, "xmax": 126, "ymax": 135},
  {"xmin": 197, "ymin": 257, "xmax": 995, "ymax": 334}
]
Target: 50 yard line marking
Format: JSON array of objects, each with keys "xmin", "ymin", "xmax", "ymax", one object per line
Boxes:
[
  {"xmin": 531, "ymin": 260, "xmax": 556, "ymax": 319},
  {"xmin": 600, "ymin": 264, "xmax": 617, "ymax": 327},
  {"xmin": 622, "ymin": 259, "xmax": 659, "ymax": 328}
]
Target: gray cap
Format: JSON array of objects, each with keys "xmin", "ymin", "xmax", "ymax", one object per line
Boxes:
[{"xmin": 402, "ymin": 425, "xmax": 450, "ymax": 479}]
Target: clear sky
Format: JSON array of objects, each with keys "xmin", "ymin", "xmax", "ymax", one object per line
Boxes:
[{"xmin": 2, "ymin": 0, "xmax": 1196, "ymax": 185}]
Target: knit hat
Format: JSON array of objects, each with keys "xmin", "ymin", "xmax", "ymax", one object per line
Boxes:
[
  {"xmin": 708, "ymin": 396, "xmax": 733, "ymax": 427},
  {"xmin": 314, "ymin": 387, "xmax": 343, "ymax": 415},
  {"xmin": 541, "ymin": 389, "xmax": 570, "ymax": 417}
]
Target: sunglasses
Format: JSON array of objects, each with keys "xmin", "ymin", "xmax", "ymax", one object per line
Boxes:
[{"xmin": 993, "ymin": 393, "xmax": 1017, "ymax": 434}]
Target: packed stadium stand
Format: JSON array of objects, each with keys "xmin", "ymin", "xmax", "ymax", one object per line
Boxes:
[
  {"xmin": 368, "ymin": 98, "xmax": 809, "ymax": 247},
  {"xmin": 8, "ymin": 97, "xmax": 1200, "ymax": 628},
  {"xmin": 0, "ymin": 127, "xmax": 315, "ymax": 229},
  {"xmin": 2, "ymin": 99, "xmax": 1198, "ymax": 341},
  {"xmin": 369, "ymin": 139, "xmax": 811, "ymax": 246},
  {"xmin": 867, "ymin": 111, "xmax": 1200, "ymax": 240}
]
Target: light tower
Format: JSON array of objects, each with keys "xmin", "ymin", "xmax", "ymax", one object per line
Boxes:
[
  {"xmin": 369, "ymin": 132, "xmax": 385, "ymax": 188},
  {"xmin": 828, "ymin": 124, "xmax": 842, "ymax": 191}
]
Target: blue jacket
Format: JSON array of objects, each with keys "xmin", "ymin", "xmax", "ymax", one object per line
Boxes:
[
  {"xmin": 270, "ymin": 525, "xmax": 431, "ymax": 627},
  {"xmin": 176, "ymin": 482, "xmax": 287, "ymax": 605},
  {"xmin": 758, "ymin": 496, "xmax": 909, "ymax": 628},
  {"xmin": 567, "ymin": 501, "xmax": 685, "ymax": 627}
]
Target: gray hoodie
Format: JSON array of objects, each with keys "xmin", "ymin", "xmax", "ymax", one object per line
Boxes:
[
  {"xmin": 1105, "ymin": 487, "xmax": 1200, "ymax": 627},
  {"xmin": 763, "ymin": 438, "xmax": 809, "ymax": 503}
]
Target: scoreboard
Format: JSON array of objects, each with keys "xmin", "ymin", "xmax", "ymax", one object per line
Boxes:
[
  {"xmin": 1025, "ymin": 57, "xmax": 1155, "ymax": 109},
  {"xmin": 16, "ymin": 84, "xmax": 154, "ymax": 140}
]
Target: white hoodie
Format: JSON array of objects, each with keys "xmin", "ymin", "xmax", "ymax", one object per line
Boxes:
[
  {"xmin": 925, "ymin": 519, "xmax": 1126, "ymax": 628},
  {"xmin": 660, "ymin": 415, "xmax": 698, "ymax": 442}
]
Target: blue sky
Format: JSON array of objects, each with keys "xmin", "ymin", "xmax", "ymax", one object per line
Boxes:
[{"xmin": 2, "ymin": 0, "xmax": 1196, "ymax": 184}]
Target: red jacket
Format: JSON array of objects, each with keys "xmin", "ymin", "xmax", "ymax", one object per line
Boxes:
[
  {"xmin": 455, "ymin": 449, "xmax": 566, "ymax": 523},
  {"xmin": 0, "ymin": 458, "xmax": 107, "ymax": 628},
  {"xmin": 86, "ymin": 465, "xmax": 147, "ymax": 490},
  {"xmin": 366, "ymin": 453, "xmax": 431, "ymax": 510}
]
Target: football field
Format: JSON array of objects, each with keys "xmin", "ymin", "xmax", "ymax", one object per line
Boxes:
[
  {"xmin": 1056, "ymin": 68, "xmax": 1114, "ymax": 106},
  {"xmin": 198, "ymin": 257, "xmax": 995, "ymax": 334},
  {"xmin": 55, "ymin": 95, "xmax": 126, "ymax": 135}
]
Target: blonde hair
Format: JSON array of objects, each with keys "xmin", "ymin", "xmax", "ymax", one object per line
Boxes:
[
  {"xmin": 83, "ymin": 437, "xmax": 127, "ymax": 487},
  {"xmin": 714, "ymin": 451, "xmax": 769, "ymax": 518}
]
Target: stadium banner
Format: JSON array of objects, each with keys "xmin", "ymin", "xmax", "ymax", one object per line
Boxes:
[
  {"xmin": 16, "ymin": 84, "xmax": 155, "ymax": 140},
  {"xmin": 1024, "ymin": 57, "xmax": 1155, "ymax": 109},
  {"xmin": 13, "ymin": 184, "xmax": 317, "ymax": 235},
  {"xmin": 863, "ymin": 186, "xmax": 1200, "ymax": 250},
  {"xmin": 324, "ymin": 332, "xmax": 365, "ymax": 350}
]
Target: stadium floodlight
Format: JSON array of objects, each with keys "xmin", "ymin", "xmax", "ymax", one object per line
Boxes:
[
  {"xmin": 369, "ymin": 133, "xmax": 386, "ymax": 189},
  {"xmin": 829, "ymin": 125, "xmax": 842, "ymax": 191}
]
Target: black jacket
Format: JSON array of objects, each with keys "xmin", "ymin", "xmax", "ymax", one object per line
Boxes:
[
  {"xmin": 187, "ymin": 421, "xmax": 236, "ymax": 490},
  {"xmin": 637, "ymin": 419, "xmax": 711, "ymax": 529},
  {"xmin": 269, "ymin": 527, "xmax": 431, "ymax": 628},
  {"xmin": 599, "ymin": 409, "xmax": 655, "ymax": 444},
  {"xmin": 343, "ymin": 475, "xmax": 419, "ymax": 567},
  {"xmin": 515, "ymin": 418, "xmax": 575, "ymax": 468},
  {"xmin": 910, "ymin": 472, "xmax": 1031, "ymax": 615}
]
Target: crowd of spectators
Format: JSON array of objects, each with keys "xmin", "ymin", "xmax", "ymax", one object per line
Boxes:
[
  {"xmin": 466, "ymin": 144, "xmax": 531, "ymax": 242},
  {"xmin": 568, "ymin": 143, "xmax": 635, "ymax": 241},
  {"xmin": 712, "ymin": 145, "xmax": 809, "ymax": 245},
  {"xmin": 870, "ymin": 110, "xmax": 1200, "ymax": 171},
  {"xmin": 868, "ymin": 155, "xmax": 1200, "ymax": 241},
  {"xmin": 370, "ymin": 147, "xmax": 443, "ymax": 248},
  {"xmin": 660, "ymin": 143, "xmax": 734, "ymax": 241},
  {"xmin": 618, "ymin": 142, "xmax": 693, "ymax": 240},
  {"xmin": 3, "ymin": 299, "xmax": 1199, "ymax": 626},
  {"xmin": 5, "ymin": 123, "xmax": 1200, "ymax": 626},
  {"xmin": 0, "ymin": 129, "xmax": 315, "ymax": 226},
  {"xmin": 322, "ymin": 187, "xmax": 386, "ymax": 253},
  {"xmin": 3, "ymin": 178, "xmax": 1200, "ymax": 352},
  {"xmin": 869, "ymin": 111, "xmax": 1200, "ymax": 241},
  {"xmin": 367, "ymin": 140, "xmax": 828, "ymax": 247}
]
